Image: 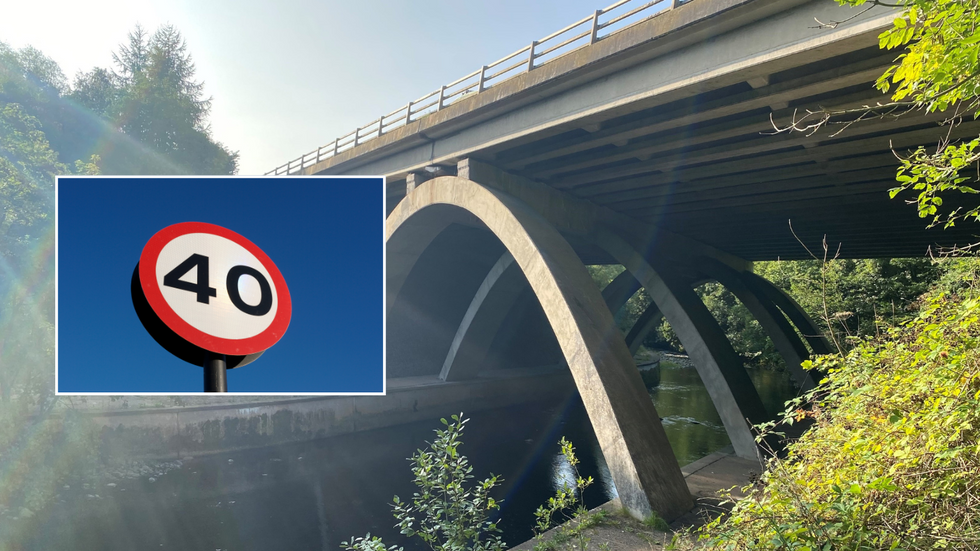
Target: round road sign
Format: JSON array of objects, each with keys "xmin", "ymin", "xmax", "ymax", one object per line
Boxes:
[{"xmin": 134, "ymin": 222, "xmax": 291, "ymax": 361}]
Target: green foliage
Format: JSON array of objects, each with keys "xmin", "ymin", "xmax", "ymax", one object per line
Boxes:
[
  {"xmin": 589, "ymin": 259, "xmax": 941, "ymax": 363},
  {"xmin": 691, "ymin": 289, "xmax": 980, "ymax": 550},
  {"xmin": 642, "ymin": 512, "xmax": 670, "ymax": 532},
  {"xmin": 534, "ymin": 437, "xmax": 595, "ymax": 536},
  {"xmin": 343, "ymin": 414, "xmax": 506, "ymax": 551},
  {"xmin": 837, "ymin": 0, "xmax": 980, "ymax": 230},
  {"xmin": 0, "ymin": 28, "xmax": 237, "ymax": 176},
  {"xmin": 532, "ymin": 510, "xmax": 610, "ymax": 551},
  {"xmin": 533, "ymin": 437, "xmax": 600, "ymax": 551},
  {"xmin": 103, "ymin": 24, "xmax": 238, "ymax": 175},
  {"xmin": 696, "ymin": 282, "xmax": 780, "ymax": 366},
  {"xmin": 755, "ymin": 258, "xmax": 939, "ymax": 349},
  {"xmin": 0, "ymin": 103, "xmax": 60, "ymax": 251}
]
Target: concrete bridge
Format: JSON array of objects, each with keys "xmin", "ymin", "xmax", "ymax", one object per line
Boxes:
[{"xmin": 271, "ymin": 0, "xmax": 976, "ymax": 523}]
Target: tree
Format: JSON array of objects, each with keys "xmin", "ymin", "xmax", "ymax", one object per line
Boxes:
[
  {"xmin": 755, "ymin": 257, "xmax": 939, "ymax": 348},
  {"xmin": 69, "ymin": 67, "xmax": 117, "ymax": 118},
  {"xmin": 102, "ymin": 24, "xmax": 238, "ymax": 175},
  {"xmin": 784, "ymin": 0, "xmax": 980, "ymax": 236}
]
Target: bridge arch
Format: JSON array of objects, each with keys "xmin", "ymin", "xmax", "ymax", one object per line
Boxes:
[
  {"xmin": 590, "ymin": 228, "xmax": 768, "ymax": 459},
  {"xmin": 690, "ymin": 257, "xmax": 817, "ymax": 391},
  {"xmin": 387, "ymin": 175, "xmax": 693, "ymax": 521}
]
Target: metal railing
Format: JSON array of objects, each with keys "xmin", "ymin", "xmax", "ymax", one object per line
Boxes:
[{"xmin": 266, "ymin": 0, "xmax": 684, "ymax": 175}]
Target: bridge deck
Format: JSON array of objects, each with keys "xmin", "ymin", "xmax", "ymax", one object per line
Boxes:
[{"xmin": 293, "ymin": 0, "xmax": 977, "ymax": 260}]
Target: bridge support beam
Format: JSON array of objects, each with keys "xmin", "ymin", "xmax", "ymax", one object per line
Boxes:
[
  {"xmin": 602, "ymin": 269, "xmax": 643, "ymax": 322},
  {"xmin": 594, "ymin": 228, "xmax": 768, "ymax": 460},
  {"xmin": 742, "ymin": 272, "xmax": 835, "ymax": 356},
  {"xmin": 625, "ymin": 301, "xmax": 663, "ymax": 355},
  {"xmin": 442, "ymin": 255, "xmax": 644, "ymax": 382},
  {"xmin": 387, "ymin": 176, "xmax": 693, "ymax": 521},
  {"xmin": 440, "ymin": 252, "xmax": 524, "ymax": 381},
  {"xmin": 694, "ymin": 258, "xmax": 817, "ymax": 391}
]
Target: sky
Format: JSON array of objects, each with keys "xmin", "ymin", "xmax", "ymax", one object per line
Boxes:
[
  {"xmin": 1, "ymin": 0, "xmax": 618, "ymax": 176},
  {"xmin": 56, "ymin": 176, "xmax": 383, "ymax": 393}
]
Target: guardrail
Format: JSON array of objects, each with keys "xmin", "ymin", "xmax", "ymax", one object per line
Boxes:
[{"xmin": 266, "ymin": 0, "xmax": 685, "ymax": 175}]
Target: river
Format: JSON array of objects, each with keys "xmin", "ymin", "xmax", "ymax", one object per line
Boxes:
[{"xmin": 18, "ymin": 360, "xmax": 799, "ymax": 550}]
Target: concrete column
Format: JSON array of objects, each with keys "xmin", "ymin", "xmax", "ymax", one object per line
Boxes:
[
  {"xmin": 441, "ymin": 259, "xmax": 641, "ymax": 382},
  {"xmin": 388, "ymin": 176, "xmax": 693, "ymax": 521},
  {"xmin": 601, "ymin": 269, "xmax": 643, "ymax": 321},
  {"xmin": 742, "ymin": 272, "xmax": 835, "ymax": 355},
  {"xmin": 439, "ymin": 252, "xmax": 525, "ymax": 381},
  {"xmin": 625, "ymin": 301, "xmax": 663, "ymax": 355},
  {"xmin": 594, "ymin": 228, "xmax": 767, "ymax": 461},
  {"xmin": 694, "ymin": 257, "xmax": 816, "ymax": 391}
]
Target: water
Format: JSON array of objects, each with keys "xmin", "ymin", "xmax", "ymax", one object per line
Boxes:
[
  {"xmin": 652, "ymin": 357, "xmax": 802, "ymax": 464},
  {"xmin": 16, "ymin": 362, "xmax": 798, "ymax": 550}
]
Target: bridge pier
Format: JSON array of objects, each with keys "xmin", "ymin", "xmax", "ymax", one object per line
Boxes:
[
  {"xmin": 593, "ymin": 228, "xmax": 767, "ymax": 460},
  {"xmin": 388, "ymin": 175, "xmax": 693, "ymax": 521},
  {"xmin": 692, "ymin": 257, "xmax": 817, "ymax": 391},
  {"xmin": 387, "ymin": 158, "xmax": 836, "ymax": 520},
  {"xmin": 440, "ymin": 251, "xmax": 524, "ymax": 382}
]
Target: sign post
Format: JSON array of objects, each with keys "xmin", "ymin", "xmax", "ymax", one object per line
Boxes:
[
  {"xmin": 132, "ymin": 222, "xmax": 291, "ymax": 392},
  {"xmin": 204, "ymin": 353, "xmax": 228, "ymax": 392}
]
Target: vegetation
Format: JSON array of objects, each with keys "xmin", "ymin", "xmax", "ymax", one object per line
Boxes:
[
  {"xmin": 532, "ymin": 438, "xmax": 597, "ymax": 551},
  {"xmin": 0, "ymin": 27, "xmax": 237, "ymax": 177},
  {"xmin": 674, "ymin": 275, "xmax": 980, "ymax": 550},
  {"xmin": 781, "ymin": 0, "xmax": 980, "ymax": 236},
  {"xmin": 755, "ymin": 258, "xmax": 939, "ymax": 351},
  {"xmin": 343, "ymin": 414, "xmax": 507, "ymax": 551},
  {"xmin": 667, "ymin": 4, "xmax": 980, "ymax": 548},
  {"xmin": 343, "ymin": 416, "xmax": 612, "ymax": 551},
  {"xmin": 590, "ymin": 258, "xmax": 941, "ymax": 368},
  {"xmin": 0, "ymin": 25, "xmax": 235, "ymax": 534}
]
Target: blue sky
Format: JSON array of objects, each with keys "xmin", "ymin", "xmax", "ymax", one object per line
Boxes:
[
  {"xmin": 56, "ymin": 176, "xmax": 383, "ymax": 393},
  {"xmin": 1, "ymin": 0, "xmax": 619, "ymax": 175}
]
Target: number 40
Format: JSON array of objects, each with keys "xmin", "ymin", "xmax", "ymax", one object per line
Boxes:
[{"xmin": 163, "ymin": 254, "xmax": 272, "ymax": 316}]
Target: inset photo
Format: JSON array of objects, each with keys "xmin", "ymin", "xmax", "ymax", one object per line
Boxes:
[{"xmin": 56, "ymin": 176, "xmax": 384, "ymax": 394}]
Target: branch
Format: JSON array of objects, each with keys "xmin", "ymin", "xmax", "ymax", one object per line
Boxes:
[
  {"xmin": 811, "ymin": 3, "xmax": 879, "ymax": 30},
  {"xmin": 766, "ymin": 101, "xmax": 919, "ymax": 137}
]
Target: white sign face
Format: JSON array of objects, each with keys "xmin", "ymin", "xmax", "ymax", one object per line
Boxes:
[
  {"xmin": 156, "ymin": 233, "xmax": 278, "ymax": 340},
  {"xmin": 138, "ymin": 222, "xmax": 291, "ymax": 356}
]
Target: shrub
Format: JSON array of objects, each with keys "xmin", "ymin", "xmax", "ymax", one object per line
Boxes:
[
  {"xmin": 343, "ymin": 414, "xmax": 506, "ymax": 551},
  {"xmin": 690, "ymin": 292, "xmax": 980, "ymax": 550}
]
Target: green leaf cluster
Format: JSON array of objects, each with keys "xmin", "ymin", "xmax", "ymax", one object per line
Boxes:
[
  {"xmin": 533, "ymin": 437, "xmax": 595, "ymax": 538},
  {"xmin": 343, "ymin": 414, "xmax": 506, "ymax": 551},
  {"xmin": 689, "ymin": 288, "xmax": 980, "ymax": 550},
  {"xmin": 838, "ymin": 0, "xmax": 980, "ymax": 230}
]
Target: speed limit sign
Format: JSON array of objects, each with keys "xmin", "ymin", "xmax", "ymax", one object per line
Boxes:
[{"xmin": 132, "ymin": 222, "xmax": 291, "ymax": 375}]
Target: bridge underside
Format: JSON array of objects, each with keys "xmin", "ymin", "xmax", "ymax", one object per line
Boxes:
[
  {"xmin": 313, "ymin": 0, "xmax": 980, "ymax": 260},
  {"xmin": 387, "ymin": 160, "xmax": 835, "ymax": 521},
  {"xmin": 332, "ymin": 0, "xmax": 973, "ymax": 524}
]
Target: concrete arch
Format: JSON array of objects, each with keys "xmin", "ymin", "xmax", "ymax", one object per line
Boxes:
[
  {"xmin": 387, "ymin": 176, "xmax": 693, "ymax": 521},
  {"xmin": 602, "ymin": 269, "xmax": 643, "ymax": 321},
  {"xmin": 592, "ymin": 228, "xmax": 768, "ymax": 460},
  {"xmin": 439, "ymin": 252, "xmax": 524, "ymax": 382},
  {"xmin": 741, "ymin": 272, "xmax": 835, "ymax": 356},
  {"xmin": 693, "ymin": 258, "xmax": 817, "ymax": 391},
  {"xmin": 625, "ymin": 301, "xmax": 663, "ymax": 355},
  {"xmin": 623, "ymin": 278, "xmax": 711, "ymax": 355},
  {"xmin": 438, "ymin": 262, "xmax": 642, "ymax": 383}
]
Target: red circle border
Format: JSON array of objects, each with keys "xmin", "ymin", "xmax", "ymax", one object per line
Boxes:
[{"xmin": 139, "ymin": 222, "xmax": 292, "ymax": 356}]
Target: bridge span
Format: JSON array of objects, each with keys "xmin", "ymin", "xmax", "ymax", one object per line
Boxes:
[{"xmin": 272, "ymin": 0, "xmax": 973, "ymax": 522}]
